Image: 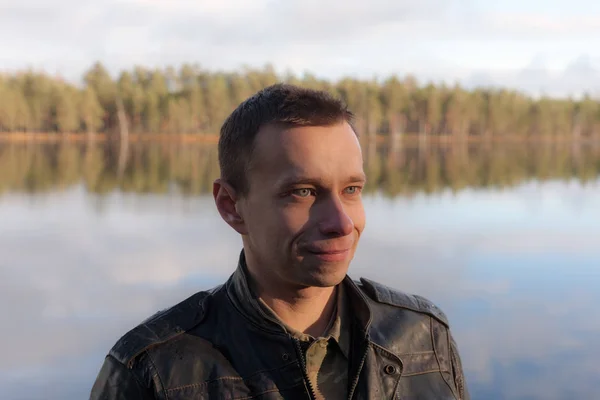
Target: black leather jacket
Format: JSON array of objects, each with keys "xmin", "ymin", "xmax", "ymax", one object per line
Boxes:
[{"xmin": 90, "ymin": 255, "xmax": 469, "ymax": 399}]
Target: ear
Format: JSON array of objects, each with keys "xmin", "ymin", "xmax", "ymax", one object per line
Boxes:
[{"xmin": 213, "ymin": 178, "xmax": 248, "ymax": 235}]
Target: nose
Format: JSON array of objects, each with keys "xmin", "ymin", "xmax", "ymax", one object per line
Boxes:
[{"xmin": 317, "ymin": 195, "xmax": 354, "ymax": 237}]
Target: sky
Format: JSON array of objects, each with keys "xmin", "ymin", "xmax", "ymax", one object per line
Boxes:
[{"xmin": 1, "ymin": 0, "xmax": 599, "ymax": 97}]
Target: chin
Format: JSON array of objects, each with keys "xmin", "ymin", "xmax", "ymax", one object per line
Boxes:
[{"xmin": 303, "ymin": 261, "xmax": 350, "ymax": 288}]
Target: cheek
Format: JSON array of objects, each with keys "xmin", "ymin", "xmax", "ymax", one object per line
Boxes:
[
  {"xmin": 350, "ymin": 203, "xmax": 366, "ymax": 234},
  {"xmin": 246, "ymin": 199, "xmax": 309, "ymax": 237},
  {"xmin": 279, "ymin": 204, "xmax": 312, "ymax": 234}
]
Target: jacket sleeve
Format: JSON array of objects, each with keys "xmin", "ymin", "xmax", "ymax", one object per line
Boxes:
[
  {"xmin": 449, "ymin": 333, "xmax": 470, "ymax": 400},
  {"xmin": 90, "ymin": 355, "xmax": 155, "ymax": 400}
]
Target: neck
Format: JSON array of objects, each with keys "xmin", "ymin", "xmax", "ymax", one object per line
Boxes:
[
  {"xmin": 244, "ymin": 254, "xmax": 338, "ymax": 337},
  {"xmin": 261, "ymin": 284, "xmax": 337, "ymax": 337}
]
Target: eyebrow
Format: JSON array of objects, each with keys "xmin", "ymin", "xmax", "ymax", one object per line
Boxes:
[
  {"xmin": 277, "ymin": 174, "xmax": 367, "ymax": 188},
  {"xmin": 346, "ymin": 174, "xmax": 368, "ymax": 184}
]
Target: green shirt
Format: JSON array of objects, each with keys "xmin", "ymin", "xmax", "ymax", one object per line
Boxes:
[{"xmin": 258, "ymin": 284, "xmax": 351, "ymax": 400}]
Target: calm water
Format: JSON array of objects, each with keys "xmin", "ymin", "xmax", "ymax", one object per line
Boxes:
[{"xmin": 1, "ymin": 141, "xmax": 599, "ymax": 400}]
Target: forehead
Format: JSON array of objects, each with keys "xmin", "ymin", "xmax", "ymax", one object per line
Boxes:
[{"xmin": 249, "ymin": 122, "xmax": 364, "ymax": 184}]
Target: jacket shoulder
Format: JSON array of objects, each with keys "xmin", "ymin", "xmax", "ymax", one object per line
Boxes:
[
  {"xmin": 358, "ymin": 277, "xmax": 450, "ymax": 327},
  {"xmin": 109, "ymin": 285, "xmax": 221, "ymax": 368}
]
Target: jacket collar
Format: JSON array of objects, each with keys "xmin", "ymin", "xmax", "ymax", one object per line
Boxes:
[
  {"xmin": 225, "ymin": 249, "xmax": 372, "ymax": 336},
  {"xmin": 226, "ymin": 250, "xmax": 285, "ymax": 334}
]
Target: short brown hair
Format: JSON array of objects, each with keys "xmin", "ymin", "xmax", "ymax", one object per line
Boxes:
[{"xmin": 218, "ymin": 83, "xmax": 354, "ymax": 195}]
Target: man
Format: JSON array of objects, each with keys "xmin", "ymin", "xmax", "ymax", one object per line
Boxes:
[{"xmin": 91, "ymin": 84, "xmax": 469, "ymax": 399}]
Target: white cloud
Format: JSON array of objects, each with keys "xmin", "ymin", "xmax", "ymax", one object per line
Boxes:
[
  {"xmin": 484, "ymin": 13, "xmax": 600, "ymax": 36},
  {"xmin": 1, "ymin": 2, "xmax": 599, "ymax": 101}
]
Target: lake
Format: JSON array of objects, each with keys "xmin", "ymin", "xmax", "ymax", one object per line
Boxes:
[{"xmin": 1, "ymin": 140, "xmax": 599, "ymax": 400}]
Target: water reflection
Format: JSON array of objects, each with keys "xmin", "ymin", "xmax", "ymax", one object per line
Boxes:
[
  {"xmin": 1, "ymin": 141, "xmax": 599, "ymax": 196},
  {"xmin": 0, "ymin": 142, "xmax": 599, "ymax": 399}
]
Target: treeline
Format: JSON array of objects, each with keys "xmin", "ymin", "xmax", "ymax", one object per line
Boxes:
[
  {"xmin": 1, "ymin": 141, "xmax": 598, "ymax": 197},
  {"xmin": 1, "ymin": 62, "xmax": 600, "ymax": 139}
]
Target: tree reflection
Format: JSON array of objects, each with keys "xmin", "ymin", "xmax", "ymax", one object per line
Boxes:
[{"xmin": 0, "ymin": 141, "xmax": 598, "ymax": 197}]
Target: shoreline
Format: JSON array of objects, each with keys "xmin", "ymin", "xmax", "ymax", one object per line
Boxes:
[
  {"xmin": 0, "ymin": 132, "xmax": 220, "ymax": 144},
  {"xmin": 0, "ymin": 132, "xmax": 596, "ymax": 145}
]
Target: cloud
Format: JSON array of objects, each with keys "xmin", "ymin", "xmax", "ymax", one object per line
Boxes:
[
  {"xmin": 2, "ymin": 0, "xmax": 599, "ymax": 96},
  {"xmin": 483, "ymin": 13, "xmax": 600, "ymax": 37},
  {"xmin": 0, "ymin": 0, "xmax": 444, "ymax": 72},
  {"xmin": 461, "ymin": 54, "xmax": 600, "ymax": 97}
]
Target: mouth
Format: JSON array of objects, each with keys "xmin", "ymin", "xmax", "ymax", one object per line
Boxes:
[{"xmin": 305, "ymin": 247, "xmax": 351, "ymax": 262}]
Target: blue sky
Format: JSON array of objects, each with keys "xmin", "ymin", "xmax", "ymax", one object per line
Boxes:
[{"xmin": 1, "ymin": 0, "xmax": 599, "ymax": 97}]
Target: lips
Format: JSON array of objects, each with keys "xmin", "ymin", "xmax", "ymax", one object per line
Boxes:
[
  {"xmin": 307, "ymin": 248, "xmax": 350, "ymax": 255},
  {"xmin": 307, "ymin": 248, "xmax": 350, "ymax": 262},
  {"xmin": 304, "ymin": 242, "xmax": 352, "ymax": 254},
  {"xmin": 303, "ymin": 244, "xmax": 352, "ymax": 262}
]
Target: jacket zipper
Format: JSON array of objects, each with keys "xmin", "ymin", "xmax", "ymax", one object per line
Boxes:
[
  {"xmin": 347, "ymin": 339, "xmax": 369, "ymax": 400},
  {"xmin": 293, "ymin": 338, "xmax": 318, "ymax": 400}
]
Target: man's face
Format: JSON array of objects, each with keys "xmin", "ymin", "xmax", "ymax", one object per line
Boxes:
[{"xmin": 238, "ymin": 121, "xmax": 366, "ymax": 289}]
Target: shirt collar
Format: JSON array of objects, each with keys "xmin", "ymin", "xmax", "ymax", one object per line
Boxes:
[
  {"xmin": 257, "ymin": 282, "xmax": 351, "ymax": 359},
  {"xmin": 226, "ymin": 248, "xmax": 368, "ymax": 355}
]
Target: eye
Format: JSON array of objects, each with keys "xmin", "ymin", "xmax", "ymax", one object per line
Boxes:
[
  {"xmin": 292, "ymin": 188, "xmax": 314, "ymax": 198},
  {"xmin": 344, "ymin": 186, "xmax": 362, "ymax": 195}
]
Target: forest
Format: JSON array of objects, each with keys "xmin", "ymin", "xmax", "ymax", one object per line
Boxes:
[{"xmin": 1, "ymin": 62, "xmax": 600, "ymax": 141}]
